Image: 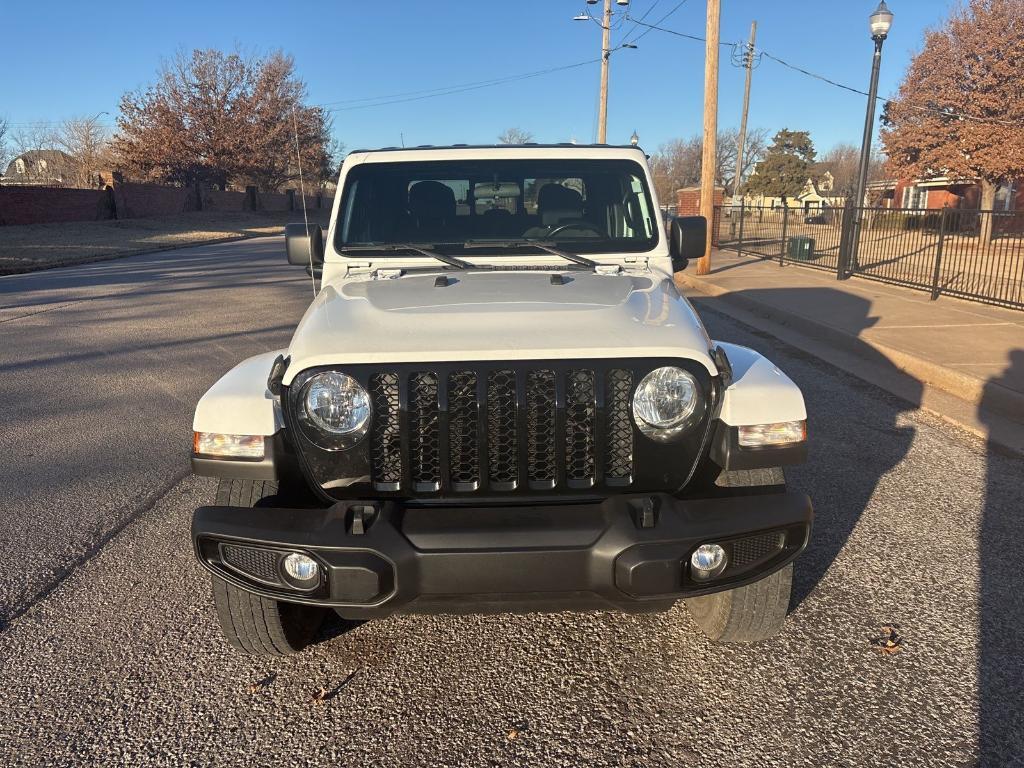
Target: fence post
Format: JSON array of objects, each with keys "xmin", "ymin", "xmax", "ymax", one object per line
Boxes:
[
  {"xmin": 837, "ymin": 201, "xmax": 854, "ymax": 280},
  {"xmin": 737, "ymin": 199, "xmax": 745, "ymax": 259},
  {"xmin": 929, "ymin": 208, "xmax": 948, "ymax": 301},
  {"xmin": 779, "ymin": 207, "xmax": 788, "ymax": 266}
]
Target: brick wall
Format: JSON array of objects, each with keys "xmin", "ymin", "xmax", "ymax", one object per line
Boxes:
[
  {"xmin": 1, "ymin": 181, "xmax": 336, "ymax": 226},
  {"xmin": 676, "ymin": 186, "xmax": 725, "ymax": 217},
  {"xmin": 0, "ymin": 186, "xmax": 111, "ymax": 226}
]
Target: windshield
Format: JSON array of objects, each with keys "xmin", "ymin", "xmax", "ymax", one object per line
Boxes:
[{"xmin": 335, "ymin": 158, "xmax": 658, "ymax": 255}]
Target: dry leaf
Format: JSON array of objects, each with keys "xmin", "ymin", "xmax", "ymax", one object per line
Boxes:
[
  {"xmin": 506, "ymin": 729, "xmax": 519, "ymax": 741},
  {"xmin": 870, "ymin": 625, "xmax": 904, "ymax": 654}
]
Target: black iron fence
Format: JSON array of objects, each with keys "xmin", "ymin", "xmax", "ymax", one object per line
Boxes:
[{"xmin": 712, "ymin": 204, "xmax": 1024, "ymax": 310}]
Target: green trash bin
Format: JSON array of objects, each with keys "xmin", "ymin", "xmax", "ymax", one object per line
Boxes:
[{"xmin": 787, "ymin": 236, "xmax": 816, "ymax": 261}]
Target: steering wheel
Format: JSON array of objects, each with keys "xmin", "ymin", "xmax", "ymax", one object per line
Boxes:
[{"xmin": 545, "ymin": 220, "xmax": 608, "ymax": 239}]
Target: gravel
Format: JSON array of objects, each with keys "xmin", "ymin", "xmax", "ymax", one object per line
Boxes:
[{"xmin": 0, "ymin": 244, "xmax": 1020, "ymax": 766}]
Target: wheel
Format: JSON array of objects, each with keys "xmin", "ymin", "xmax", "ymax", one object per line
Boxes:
[
  {"xmin": 684, "ymin": 467, "xmax": 794, "ymax": 643},
  {"xmin": 208, "ymin": 478, "xmax": 329, "ymax": 656}
]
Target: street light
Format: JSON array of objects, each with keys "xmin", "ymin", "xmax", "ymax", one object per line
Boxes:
[
  {"xmin": 845, "ymin": 1, "xmax": 893, "ymax": 279},
  {"xmin": 630, "ymin": 130, "xmax": 640, "ymax": 146}
]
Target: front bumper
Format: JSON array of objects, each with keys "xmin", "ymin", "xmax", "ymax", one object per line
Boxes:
[{"xmin": 192, "ymin": 492, "xmax": 812, "ymax": 618}]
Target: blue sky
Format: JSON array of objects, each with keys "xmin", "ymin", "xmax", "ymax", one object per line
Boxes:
[{"xmin": 2, "ymin": 0, "xmax": 954, "ymax": 156}]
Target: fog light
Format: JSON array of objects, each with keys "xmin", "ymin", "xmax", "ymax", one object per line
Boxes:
[
  {"xmin": 690, "ymin": 543, "xmax": 727, "ymax": 579},
  {"xmin": 282, "ymin": 552, "xmax": 319, "ymax": 582}
]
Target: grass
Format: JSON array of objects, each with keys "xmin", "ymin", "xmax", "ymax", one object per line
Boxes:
[{"xmin": 0, "ymin": 209, "xmax": 331, "ymax": 275}]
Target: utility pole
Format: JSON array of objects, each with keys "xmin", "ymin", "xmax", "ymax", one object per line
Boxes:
[
  {"xmin": 696, "ymin": 0, "xmax": 721, "ymax": 275},
  {"xmin": 597, "ymin": 0, "xmax": 613, "ymax": 143},
  {"xmin": 732, "ymin": 21, "xmax": 756, "ymax": 203}
]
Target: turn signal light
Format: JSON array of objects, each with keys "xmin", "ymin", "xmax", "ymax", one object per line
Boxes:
[
  {"xmin": 738, "ymin": 420, "xmax": 806, "ymax": 448},
  {"xmin": 193, "ymin": 432, "xmax": 265, "ymax": 460}
]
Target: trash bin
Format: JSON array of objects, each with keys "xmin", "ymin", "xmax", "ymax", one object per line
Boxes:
[{"xmin": 787, "ymin": 236, "xmax": 816, "ymax": 261}]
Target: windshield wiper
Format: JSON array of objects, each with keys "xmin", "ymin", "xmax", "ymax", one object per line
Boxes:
[
  {"xmin": 339, "ymin": 243, "xmax": 473, "ymax": 269},
  {"xmin": 461, "ymin": 240, "xmax": 597, "ymax": 268}
]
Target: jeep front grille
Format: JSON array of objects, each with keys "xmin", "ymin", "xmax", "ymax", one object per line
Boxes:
[{"xmin": 365, "ymin": 364, "xmax": 636, "ymax": 494}]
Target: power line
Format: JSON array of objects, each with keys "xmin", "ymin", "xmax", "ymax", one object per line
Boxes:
[
  {"xmin": 623, "ymin": 0, "xmax": 693, "ymax": 45},
  {"xmin": 322, "ymin": 54, "xmax": 623, "ymax": 113},
  {"xmin": 618, "ymin": 0, "xmax": 662, "ymax": 44},
  {"xmin": 629, "ymin": 17, "xmax": 1022, "ymax": 128}
]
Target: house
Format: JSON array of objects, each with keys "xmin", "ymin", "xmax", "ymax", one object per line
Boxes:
[
  {"xmin": 867, "ymin": 177, "xmax": 1021, "ymax": 211},
  {"xmin": 735, "ymin": 169, "xmax": 846, "ymax": 211},
  {"xmin": 2, "ymin": 149, "xmax": 76, "ymax": 186}
]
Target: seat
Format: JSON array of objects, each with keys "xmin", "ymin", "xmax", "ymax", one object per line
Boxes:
[
  {"xmin": 524, "ymin": 183, "xmax": 588, "ymax": 238},
  {"xmin": 408, "ymin": 181, "xmax": 457, "ymax": 239}
]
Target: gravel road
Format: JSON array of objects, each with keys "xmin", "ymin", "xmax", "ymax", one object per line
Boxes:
[{"xmin": 0, "ymin": 239, "xmax": 1019, "ymax": 767}]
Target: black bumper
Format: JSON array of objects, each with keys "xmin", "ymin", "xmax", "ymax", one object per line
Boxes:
[{"xmin": 192, "ymin": 492, "xmax": 812, "ymax": 618}]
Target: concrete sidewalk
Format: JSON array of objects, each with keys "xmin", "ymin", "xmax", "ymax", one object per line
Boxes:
[{"xmin": 676, "ymin": 251, "xmax": 1024, "ymax": 450}]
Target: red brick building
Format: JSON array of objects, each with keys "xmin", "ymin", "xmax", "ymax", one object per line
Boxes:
[{"xmin": 868, "ymin": 177, "xmax": 1022, "ymax": 212}]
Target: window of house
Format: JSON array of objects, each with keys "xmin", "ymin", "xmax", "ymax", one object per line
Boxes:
[
  {"xmin": 15, "ymin": 158, "xmax": 25, "ymax": 174},
  {"xmin": 995, "ymin": 182, "xmax": 1016, "ymax": 212},
  {"xmin": 901, "ymin": 185, "xmax": 924, "ymax": 210}
]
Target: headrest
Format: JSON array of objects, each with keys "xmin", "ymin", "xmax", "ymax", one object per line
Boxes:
[
  {"xmin": 409, "ymin": 181, "xmax": 456, "ymax": 222},
  {"xmin": 537, "ymin": 183, "xmax": 583, "ymax": 213}
]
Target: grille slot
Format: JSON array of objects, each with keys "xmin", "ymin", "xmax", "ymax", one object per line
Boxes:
[
  {"xmin": 409, "ymin": 372, "xmax": 441, "ymax": 491},
  {"xmin": 487, "ymin": 370, "xmax": 518, "ymax": 489},
  {"xmin": 604, "ymin": 369, "xmax": 634, "ymax": 484},
  {"xmin": 366, "ymin": 364, "xmax": 639, "ymax": 495},
  {"xmin": 565, "ymin": 369, "xmax": 596, "ymax": 487},
  {"xmin": 447, "ymin": 371, "xmax": 480, "ymax": 490},
  {"xmin": 369, "ymin": 373, "xmax": 401, "ymax": 490},
  {"xmin": 221, "ymin": 544, "xmax": 280, "ymax": 585},
  {"xmin": 526, "ymin": 370, "xmax": 557, "ymax": 488}
]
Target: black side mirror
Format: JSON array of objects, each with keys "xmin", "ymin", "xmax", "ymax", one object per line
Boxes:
[
  {"xmin": 285, "ymin": 222, "xmax": 324, "ymax": 266},
  {"xmin": 669, "ymin": 215, "xmax": 707, "ymax": 272}
]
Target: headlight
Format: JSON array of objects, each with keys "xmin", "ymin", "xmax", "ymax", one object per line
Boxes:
[
  {"xmin": 303, "ymin": 372, "xmax": 371, "ymax": 435},
  {"xmin": 633, "ymin": 366, "xmax": 701, "ymax": 440}
]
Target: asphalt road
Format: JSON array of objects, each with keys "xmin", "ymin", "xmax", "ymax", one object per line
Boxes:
[{"xmin": 0, "ymin": 239, "xmax": 1020, "ymax": 767}]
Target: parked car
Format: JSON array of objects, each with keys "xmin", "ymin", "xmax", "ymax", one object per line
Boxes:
[{"xmin": 190, "ymin": 144, "xmax": 812, "ymax": 656}]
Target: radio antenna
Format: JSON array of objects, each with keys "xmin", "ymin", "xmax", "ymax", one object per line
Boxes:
[{"xmin": 291, "ymin": 104, "xmax": 317, "ymax": 298}]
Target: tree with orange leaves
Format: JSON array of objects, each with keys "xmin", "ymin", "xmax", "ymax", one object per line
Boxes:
[{"xmin": 881, "ymin": 0, "xmax": 1024, "ymax": 242}]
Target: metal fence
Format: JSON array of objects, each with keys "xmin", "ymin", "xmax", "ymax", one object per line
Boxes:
[{"xmin": 712, "ymin": 204, "xmax": 1024, "ymax": 310}]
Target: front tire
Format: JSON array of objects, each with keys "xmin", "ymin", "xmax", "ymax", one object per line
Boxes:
[
  {"xmin": 208, "ymin": 478, "xmax": 328, "ymax": 656},
  {"xmin": 684, "ymin": 467, "xmax": 794, "ymax": 643}
]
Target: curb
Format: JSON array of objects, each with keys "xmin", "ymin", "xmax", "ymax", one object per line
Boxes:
[{"xmin": 677, "ymin": 271, "xmax": 1024, "ymax": 428}]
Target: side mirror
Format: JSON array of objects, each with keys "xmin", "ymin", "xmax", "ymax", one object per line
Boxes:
[
  {"xmin": 669, "ymin": 216, "xmax": 707, "ymax": 272},
  {"xmin": 285, "ymin": 222, "xmax": 324, "ymax": 266}
]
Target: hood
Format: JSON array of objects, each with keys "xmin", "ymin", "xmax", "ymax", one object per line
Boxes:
[{"xmin": 282, "ymin": 270, "xmax": 715, "ymax": 383}]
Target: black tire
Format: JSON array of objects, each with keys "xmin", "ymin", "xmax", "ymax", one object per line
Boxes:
[
  {"xmin": 684, "ymin": 467, "xmax": 794, "ymax": 643},
  {"xmin": 208, "ymin": 478, "xmax": 328, "ymax": 656}
]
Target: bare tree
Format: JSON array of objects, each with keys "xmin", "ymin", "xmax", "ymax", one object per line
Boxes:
[
  {"xmin": 716, "ymin": 127, "xmax": 768, "ymax": 193},
  {"xmin": 55, "ymin": 117, "xmax": 111, "ymax": 187},
  {"xmin": 498, "ymin": 128, "xmax": 534, "ymax": 145},
  {"xmin": 817, "ymin": 142, "xmax": 885, "ymax": 199},
  {"xmin": 0, "ymin": 117, "xmax": 10, "ymax": 175},
  {"xmin": 649, "ymin": 128, "xmax": 768, "ymax": 205}
]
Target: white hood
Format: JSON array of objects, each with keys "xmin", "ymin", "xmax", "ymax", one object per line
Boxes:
[{"xmin": 282, "ymin": 269, "xmax": 716, "ymax": 384}]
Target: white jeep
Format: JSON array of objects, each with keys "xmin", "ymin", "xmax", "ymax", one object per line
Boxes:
[{"xmin": 190, "ymin": 144, "xmax": 812, "ymax": 656}]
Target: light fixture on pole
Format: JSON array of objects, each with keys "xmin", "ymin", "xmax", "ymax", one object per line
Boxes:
[
  {"xmin": 630, "ymin": 131, "xmax": 640, "ymax": 147},
  {"xmin": 845, "ymin": 1, "xmax": 893, "ymax": 279}
]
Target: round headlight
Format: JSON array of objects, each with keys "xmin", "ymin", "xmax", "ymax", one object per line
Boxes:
[
  {"xmin": 303, "ymin": 372, "xmax": 371, "ymax": 435},
  {"xmin": 633, "ymin": 366, "xmax": 700, "ymax": 434}
]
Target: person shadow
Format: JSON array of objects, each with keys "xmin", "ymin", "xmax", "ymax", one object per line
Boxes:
[
  {"xmin": 977, "ymin": 349, "xmax": 1024, "ymax": 764},
  {"xmin": 698, "ymin": 287, "xmax": 924, "ymax": 609}
]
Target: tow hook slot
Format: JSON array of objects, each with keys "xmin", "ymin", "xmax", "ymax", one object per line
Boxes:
[
  {"xmin": 349, "ymin": 504, "xmax": 378, "ymax": 535},
  {"xmin": 629, "ymin": 497, "xmax": 658, "ymax": 529}
]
